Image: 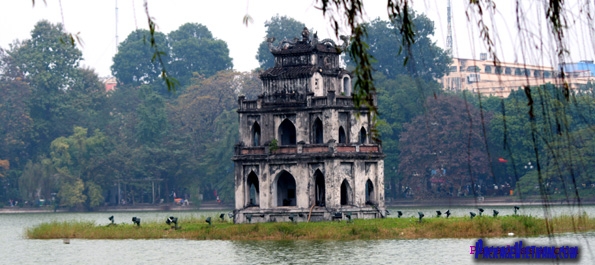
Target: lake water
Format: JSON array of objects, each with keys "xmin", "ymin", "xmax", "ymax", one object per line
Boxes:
[{"xmin": 1, "ymin": 205, "xmax": 594, "ymax": 264}]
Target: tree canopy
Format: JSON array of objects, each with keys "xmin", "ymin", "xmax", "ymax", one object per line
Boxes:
[
  {"xmin": 112, "ymin": 23, "xmax": 233, "ymax": 88},
  {"xmin": 348, "ymin": 15, "xmax": 451, "ymax": 81},
  {"xmin": 256, "ymin": 15, "xmax": 306, "ymax": 70},
  {"xmin": 399, "ymin": 94, "xmax": 492, "ymax": 199}
]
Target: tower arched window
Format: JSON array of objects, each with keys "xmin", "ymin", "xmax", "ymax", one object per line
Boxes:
[
  {"xmin": 365, "ymin": 179, "xmax": 375, "ymax": 204},
  {"xmin": 340, "ymin": 179, "xmax": 352, "ymax": 206},
  {"xmin": 278, "ymin": 119, "xmax": 296, "ymax": 145},
  {"xmin": 252, "ymin": 122, "xmax": 261, "ymax": 146},
  {"xmin": 343, "ymin": 76, "xmax": 351, "ymax": 96},
  {"xmin": 313, "ymin": 118, "xmax": 323, "ymax": 144},
  {"xmin": 338, "ymin": 126, "xmax": 346, "ymax": 144},
  {"xmin": 276, "ymin": 171, "xmax": 297, "ymax": 207},
  {"xmin": 247, "ymin": 172, "xmax": 260, "ymax": 207},
  {"xmin": 359, "ymin": 127, "xmax": 367, "ymax": 144},
  {"xmin": 314, "ymin": 170, "xmax": 325, "ymax": 206}
]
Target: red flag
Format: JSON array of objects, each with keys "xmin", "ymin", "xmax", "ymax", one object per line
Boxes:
[{"xmin": 498, "ymin": 157, "xmax": 508, "ymax": 163}]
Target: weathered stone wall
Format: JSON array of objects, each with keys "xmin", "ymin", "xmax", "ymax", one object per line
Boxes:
[
  {"xmin": 234, "ymin": 157, "xmax": 384, "ymax": 210},
  {"xmin": 233, "ymin": 31, "xmax": 384, "ymax": 223}
]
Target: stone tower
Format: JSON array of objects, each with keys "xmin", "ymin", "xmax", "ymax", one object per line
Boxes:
[{"xmin": 233, "ymin": 28, "xmax": 385, "ymax": 223}]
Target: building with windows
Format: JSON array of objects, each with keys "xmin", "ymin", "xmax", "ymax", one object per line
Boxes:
[
  {"xmin": 232, "ymin": 28, "xmax": 385, "ymax": 223},
  {"xmin": 441, "ymin": 54, "xmax": 595, "ymax": 97}
]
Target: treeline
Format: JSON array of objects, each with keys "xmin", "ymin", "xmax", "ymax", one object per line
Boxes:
[
  {"xmin": 1, "ymin": 14, "xmax": 594, "ymax": 209},
  {"xmin": 348, "ymin": 13, "xmax": 595, "ymax": 201},
  {"xmin": 0, "ymin": 20, "xmax": 259, "ymax": 209}
]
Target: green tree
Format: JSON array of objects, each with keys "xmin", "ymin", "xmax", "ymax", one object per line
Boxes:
[
  {"xmin": 4, "ymin": 21, "xmax": 85, "ymax": 157},
  {"xmin": 198, "ymin": 109, "xmax": 238, "ymax": 202},
  {"xmin": 375, "ymin": 74, "xmax": 442, "ymax": 198},
  {"xmin": 135, "ymin": 86, "xmax": 168, "ymax": 145},
  {"xmin": 399, "ymin": 94, "xmax": 492, "ymax": 199},
  {"xmin": 516, "ymin": 126, "xmax": 595, "ymax": 199},
  {"xmin": 0, "ymin": 78, "xmax": 34, "ymax": 167},
  {"xmin": 169, "ymin": 23, "xmax": 233, "ymax": 86},
  {"xmin": 256, "ymin": 15, "xmax": 306, "ymax": 69},
  {"xmin": 58, "ymin": 178, "xmax": 86, "ymax": 208},
  {"xmin": 169, "ymin": 70, "xmax": 242, "ymax": 154},
  {"xmin": 85, "ymin": 181, "xmax": 104, "ymax": 208},
  {"xmin": 347, "ymin": 16, "xmax": 451, "ymax": 81},
  {"xmin": 48, "ymin": 126, "xmax": 110, "ymax": 208},
  {"xmin": 2, "ymin": 21, "xmax": 107, "ymax": 163},
  {"xmin": 111, "ymin": 29, "xmax": 169, "ymax": 86},
  {"xmin": 487, "ymin": 84, "xmax": 595, "ymax": 195},
  {"xmin": 18, "ymin": 158, "xmax": 59, "ymax": 203}
]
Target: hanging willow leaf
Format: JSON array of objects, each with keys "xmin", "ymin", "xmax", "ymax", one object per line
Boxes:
[{"xmin": 143, "ymin": 0, "xmax": 177, "ymax": 92}]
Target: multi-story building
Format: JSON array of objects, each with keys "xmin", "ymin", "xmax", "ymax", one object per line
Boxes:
[
  {"xmin": 232, "ymin": 28, "xmax": 386, "ymax": 223},
  {"xmin": 441, "ymin": 54, "xmax": 595, "ymax": 97}
]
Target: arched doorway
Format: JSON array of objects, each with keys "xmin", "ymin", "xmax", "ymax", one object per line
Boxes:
[
  {"xmin": 313, "ymin": 118, "xmax": 323, "ymax": 144},
  {"xmin": 314, "ymin": 170, "xmax": 325, "ymax": 206},
  {"xmin": 252, "ymin": 122, "xmax": 261, "ymax": 146},
  {"xmin": 365, "ymin": 179, "xmax": 375, "ymax": 204},
  {"xmin": 340, "ymin": 179, "xmax": 352, "ymax": 206},
  {"xmin": 278, "ymin": 119, "xmax": 296, "ymax": 145},
  {"xmin": 276, "ymin": 171, "xmax": 296, "ymax": 206},
  {"xmin": 338, "ymin": 126, "xmax": 346, "ymax": 144},
  {"xmin": 246, "ymin": 172, "xmax": 259, "ymax": 206}
]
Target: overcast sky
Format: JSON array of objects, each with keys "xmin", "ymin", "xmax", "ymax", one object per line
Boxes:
[{"xmin": 1, "ymin": 1, "xmax": 593, "ymax": 77}]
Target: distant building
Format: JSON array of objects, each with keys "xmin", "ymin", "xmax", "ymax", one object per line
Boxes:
[
  {"xmin": 559, "ymin": 60, "xmax": 595, "ymax": 78},
  {"xmin": 440, "ymin": 54, "xmax": 595, "ymax": 97},
  {"xmin": 103, "ymin": 77, "xmax": 117, "ymax": 92},
  {"xmin": 232, "ymin": 28, "xmax": 386, "ymax": 223}
]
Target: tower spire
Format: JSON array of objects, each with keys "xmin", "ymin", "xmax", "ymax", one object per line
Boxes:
[
  {"xmin": 446, "ymin": 0, "xmax": 453, "ymax": 54},
  {"xmin": 115, "ymin": 0, "xmax": 119, "ymax": 52}
]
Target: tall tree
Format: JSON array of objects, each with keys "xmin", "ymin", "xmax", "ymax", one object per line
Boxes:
[
  {"xmin": 0, "ymin": 79, "xmax": 34, "ymax": 167},
  {"xmin": 135, "ymin": 86, "xmax": 168, "ymax": 145},
  {"xmin": 4, "ymin": 21, "xmax": 85, "ymax": 157},
  {"xmin": 256, "ymin": 15, "xmax": 306, "ymax": 69},
  {"xmin": 111, "ymin": 29, "xmax": 169, "ymax": 86},
  {"xmin": 375, "ymin": 74, "xmax": 442, "ymax": 198},
  {"xmin": 198, "ymin": 109, "xmax": 238, "ymax": 202},
  {"xmin": 18, "ymin": 158, "xmax": 58, "ymax": 204},
  {"xmin": 347, "ymin": 15, "xmax": 451, "ymax": 81},
  {"xmin": 169, "ymin": 23, "xmax": 233, "ymax": 86},
  {"xmin": 169, "ymin": 70, "xmax": 243, "ymax": 154},
  {"xmin": 399, "ymin": 94, "xmax": 492, "ymax": 199},
  {"xmin": 48, "ymin": 126, "xmax": 109, "ymax": 208}
]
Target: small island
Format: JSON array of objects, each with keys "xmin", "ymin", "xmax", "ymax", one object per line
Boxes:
[{"xmin": 27, "ymin": 214, "xmax": 595, "ymax": 241}]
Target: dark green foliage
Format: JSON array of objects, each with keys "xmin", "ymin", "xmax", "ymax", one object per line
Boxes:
[
  {"xmin": 135, "ymin": 86, "xmax": 168, "ymax": 145},
  {"xmin": 169, "ymin": 23, "xmax": 233, "ymax": 86},
  {"xmin": 398, "ymin": 94, "xmax": 492, "ymax": 199},
  {"xmin": 375, "ymin": 74, "xmax": 441, "ymax": 199},
  {"xmin": 256, "ymin": 15, "xmax": 306, "ymax": 69},
  {"xmin": 112, "ymin": 29, "xmax": 169, "ymax": 86},
  {"xmin": 112, "ymin": 23, "xmax": 233, "ymax": 89},
  {"xmin": 347, "ymin": 15, "xmax": 451, "ymax": 82}
]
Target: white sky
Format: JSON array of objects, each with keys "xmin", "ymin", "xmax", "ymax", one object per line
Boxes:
[{"xmin": 1, "ymin": 1, "xmax": 593, "ymax": 77}]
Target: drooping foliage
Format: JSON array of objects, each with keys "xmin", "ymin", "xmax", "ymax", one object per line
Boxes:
[{"xmin": 399, "ymin": 94, "xmax": 492, "ymax": 199}]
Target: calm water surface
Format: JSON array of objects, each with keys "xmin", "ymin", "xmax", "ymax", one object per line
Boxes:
[{"xmin": 1, "ymin": 205, "xmax": 594, "ymax": 264}]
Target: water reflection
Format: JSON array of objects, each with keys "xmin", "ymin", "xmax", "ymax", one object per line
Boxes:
[{"xmin": 0, "ymin": 207, "xmax": 593, "ymax": 264}]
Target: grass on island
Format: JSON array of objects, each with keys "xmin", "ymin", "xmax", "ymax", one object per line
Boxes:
[{"xmin": 27, "ymin": 214, "xmax": 595, "ymax": 241}]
